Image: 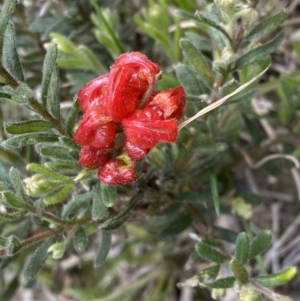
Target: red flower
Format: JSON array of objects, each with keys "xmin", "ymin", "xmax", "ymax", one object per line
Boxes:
[
  {"xmin": 78, "ymin": 146, "xmax": 110, "ymax": 168},
  {"xmin": 74, "ymin": 107, "xmax": 115, "ymax": 148},
  {"xmin": 104, "ymin": 52, "xmax": 161, "ymax": 122},
  {"xmin": 125, "ymin": 140, "xmax": 150, "ymax": 161},
  {"xmin": 77, "ymin": 73, "xmax": 109, "ymax": 112},
  {"xmin": 146, "ymin": 87, "xmax": 186, "ymax": 120},
  {"xmin": 122, "ymin": 107, "xmax": 178, "ymax": 149},
  {"xmin": 104, "ymin": 66, "xmax": 148, "ymax": 122},
  {"xmin": 98, "ymin": 158, "xmax": 137, "ymax": 185}
]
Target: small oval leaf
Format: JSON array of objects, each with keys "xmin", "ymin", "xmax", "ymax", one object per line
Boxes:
[
  {"xmin": 195, "ymin": 242, "xmax": 227, "ymax": 264},
  {"xmin": 249, "ymin": 230, "xmax": 272, "ymax": 258},
  {"xmin": 235, "ymin": 232, "xmax": 250, "ymax": 264},
  {"xmin": 94, "ymin": 230, "xmax": 111, "ymax": 267},
  {"xmin": 200, "ymin": 276, "xmax": 236, "ymax": 289},
  {"xmin": 229, "ymin": 259, "xmax": 248, "ymax": 284}
]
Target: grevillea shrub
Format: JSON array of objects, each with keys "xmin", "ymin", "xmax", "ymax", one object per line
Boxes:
[{"xmin": 0, "ymin": 0, "xmax": 298, "ymax": 300}]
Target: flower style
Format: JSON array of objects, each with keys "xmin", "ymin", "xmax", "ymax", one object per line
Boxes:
[{"xmin": 74, "ymin": 52, "xmax": 186, "ymax": 185}]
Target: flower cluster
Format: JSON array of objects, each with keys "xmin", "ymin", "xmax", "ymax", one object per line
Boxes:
[{"xmin": 74, "ymin": 52, "xmax": 185, "ymax": 185}]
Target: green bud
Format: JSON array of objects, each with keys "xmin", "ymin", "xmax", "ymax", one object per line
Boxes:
[
  {"xmin": 24, "ymin": 174, "xmax": 62, "ymax": 197},
  {"xmin": 48, "ymin": 242, "xmax": 66, "ymax": 259},
  {"xmin": 239, "ymin": 286, "xmax": 263, "ymax": 301},
  {"xmin": 5, "ymin": 235, "xmax": 21, "ymax": 256},
  {"xmin": 214, "ymin": 0, "xmax": 241, "ymax": 15}
]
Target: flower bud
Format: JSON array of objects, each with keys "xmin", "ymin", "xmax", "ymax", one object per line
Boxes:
[
  {"xmin": 77, "ymin": 73, "xmax": 109, "ymax": 112},
  {"xmin": 146, "ymin": 87, "xmax": 186, "ymax": 120},
  {"xmin": 78, "ymin": 146, "xmax": 110, "ymax": 168},
  {"xmin": 125, "ymin": 140, "xmax": 150, "ymax": 161},
  {"xmin": 24, "ymin": 174, "xmax": 62, "ymax": 196},
  {"xmin": 98, "ymin": 158, "xmax": 137, "ymax": 185},
  {"xmin": 122, "ymin": 107, "xmax": 178, "ymax": 149},
  {"xmin": 73, "ymin": 107, "xmax": 115, "ymax": 148}
]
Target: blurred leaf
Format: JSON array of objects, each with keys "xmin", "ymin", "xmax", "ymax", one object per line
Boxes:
[
  {"xmin": 59, "ymin": 137, "xmax": 80, "ymax": 151},
  {"xmin": 198, "ymin": 264, "xmax": 220, "ymax": 283},
  {"xmin": 26, "ymin": 163, "xmax": 70, "ymax": 182},
  {"xmin": 253, "ymin": 267, "xmax": 297, "ymax": 288},
  {"xmin": 23, "ymin": 236, "xmax": 56, "ymax": 282},
  {"xmin": 47, "ymin": 65, "xmax": 60, "ymax": 120},
  {"xmin": 180, "ymin": 38, "xmax": 214, "ymax": 88},
  {"xmin": 4, "ymin": 120, "xmax": 52, "ymax": 135},
  {"xmin": 41, "ymin": 43, "xmax": 58, "ymax": 106},
  {"xmin": 0, "ymin": 0, "xmax": 18, "ymax": 55},
  {"xmin": 11, "ymin": 83, "xmax": 32, "ymax": 105},
  {"xmin": 158, "ymin": 214, "xmax": 192, "ymax": 241},
  {"xmin": 73, "ymin": 227, "xmax": 87, "ymax": 253},
  {"xmin": 9, "ymin": 167, "xmax": 27, "ymax": 201},
  {"xmin": 235, "ymin": 232, "xmax": 249, "ymax": 265},
  {"xmin": 3, "ymin": 23, "xmax": 25, "ymax": 82},
  {"xmin": 94, "ymin": 230, "xmax": 111, "ymax": 267},
  {"xmin": 0, "ymin": 210, "xmax": 26, "ymax": 222},
  {"xmin": 210, "ymin": 170, "xmax": 220, "ymax": 216},
  {"xmin": 66, "ymin": 97, "xmax": 80, "ymax": 136},
  {"xmin": 62, "ymin": 190, "xmax": 93, "ymax": 219},
  {"xmin": 43, "ymin": 183, "xmax": 73, "ymax": 205},
  {"xmin": 176, "ymin": 64, "xmax": 203, "ymax": 96},
  {"xmin": 229, "ymin": 259, "xmax": 248, "ymax": 283},
  {"xmin": 38, "ymin": 145, "xmax": 76, "ymax": 161},
  {"xmin": 185, "ymin": 31, "xmax": 212, "ymax": 51},
  {"xmin": 235, "ymin": 33, "xmax": 284, "ymax": 70},
  {"xmin": 92, "ymin": 183, "xmax": 108, "ymax": 221},
  {"xmin": 249, "ymin": 230, "xmax": 272, "ymax": 258},
  {"xmin": 99, "ymin": 182, "xmax": 117, "ymax": 208},
  {"xmin": 2, "ymin": 133, "xmax": 59, "ymax": 149},
  {"xmin": 195, "ymin": 242, "xmax": 227, "ymax": 263},
  {"xmin": 247, "ymin": 11, "xmax": 287, "ymax": 40},
  {"xmin": 200, "ymin": 276, "xmax": 236, "ymax": 289},
  {"xmin": 2, "ymin": 191, "xmax": 25, "ymax": 209}
]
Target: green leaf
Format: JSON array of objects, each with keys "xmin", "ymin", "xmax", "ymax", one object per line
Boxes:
[
  {"xmin": 11, "ymin": 83, "xmax": 32, "ymax": 105},
  {"xmin": 62, "ymin": 191, "xmax": 93, "ymax": 219},
  {"xmin": 249, "ymin": 230, "xmax": 272, "ymax": 258},
  {"xmin": 92, "ymin": 184, "xmax": 107, "ymax": 221},
  {"xmin": 59, "ymin": 137, "xmax": 80, "ymax": 151},
  {"xmin": 23, "ymin": 236, "xmax": 56, "ymax": 282},
  {"xmin": 0, "ymin": 0, "xmax": 18, "ymax": 55},
  {"xmin": 2, "ymin": 22, "xmax": 25, "ymax": 82},
  {"xmin": 198, "ymin": 265, "xmax": 220, "ymax": 283},
  {"xmin": 47, "ymin": 65, "xmax": 60, "ymax": 120},
  {"xmin": 180, "ymin": 38, "xmax": 214, "ymax": 88},
  {"xmin": 79, "ymin": 45, "xmax": 105, "ymax": 73},
  {"xmin": 209, "ymin": 171, "xmax": 220, "ymax": 216},
  {"xmin": 200, "ymin": 276, "xmax": 236, "ymax": 289},
  {"xmin": 229, "ymin": 259, "xmax": 248, "ymax": 284},
  {"xmin": 0, "ymin": 210, "xmax": 26, "ymax": 222},
  {"xmin": 26, "ymin": 163, "xmax": 70, "ymax": 182},
  {"xmin": 100, "ymin": 182, "xmax": 117, "ymax": 208},
  {"xmin": 38, "ymin": 145, "xmax": 76, "ymax": 161},
  {"xmin": 50, "ymin": 32, "xmax": 79, "ymax": 55},
  {"xmin": 2, "ymin": 133, "xmax": 59, "ymax": 149},
  {"xmin": 158, "ymin": 214, "xmax": 192, "ymax": 241},
  {"xmin": 5, "ymin": 235, "xmax": 21, "ymax": 257},
  {"xmin": 235, "ymin": 232, "xmax": 249, "ymax": 264},
  {"xmin": 253, "ymin": 267, "xmax": 297, "ymax": 288},
  {"xmin": 4, "ymin": 120, "xmax": 52, "ymax": 135},
  {"xmin": 73, "ymin": 227, "xmax": 87, "ymax": 253},
  {"xmin": 235, "ymin": 33, "xmax": 284, "ymax": 70},
  {"xmin": 94, "ymin": 230, "xmax": 111, "ymax": 267},
  {"xmin": 9, "ymin": 167, "xmax": 27, "ymax": 201},
  {"xmin": 100, "ymin": 194, "xmax": 142, "ymax": 230},
  {"xmin": 195, "ymin": 242, "xmax": 227, "ymax": 263},
  {"xmin": 247, "ymin": 11, "xmax": 287, "ymax": 40},
  {"xmin": 66, "ymin": 97, "xmax": 80, "ymax": 136},
  {"xmin": 176, "ymin": 64, "xmax": 203, "ymax": 96},
  {"xmin": 2, "ymin": 191, "xmax": 25, "ymax": 208},
  {"xmin": 41, "ymin": 43, "xmax": 58, "ymax": 106},
  {"xmin": 43, "ymin": 183, "xmax": 73, "ymax": 205}
]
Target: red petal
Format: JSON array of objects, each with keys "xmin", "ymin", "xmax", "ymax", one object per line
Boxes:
[
  {"xmin": 122, "ymin": 108, "xmax": 178, "ymax": 149},
  {"xmin": 77, "ymin": 73, "xmax": 109, "ymax": 112},
  {"xmin": 125, "ymin": 141, "xmax": 150, "ymax": 161},
  {"xmin": 78, "ymin": 146, "xmax": 110, "ymax": 168},
  {"xmin": 98, "ymin": 159, "xmax": 137, "ymax": 185},
  {"xmin": 104, "ymin": 66, "xmax": 148, "ymax": 122},
  {"xmin": 74, "ymin": 107, "xmax": 115, "ymax": 148},
  {"xmin": 146, "ymin": 86, "xmax": 186, "ymax": 119}
]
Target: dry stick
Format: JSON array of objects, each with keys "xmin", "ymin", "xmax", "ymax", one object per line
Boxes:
[{"xmin": 178, "ymin": 66, "xmax": 270, "ymax": 131}]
